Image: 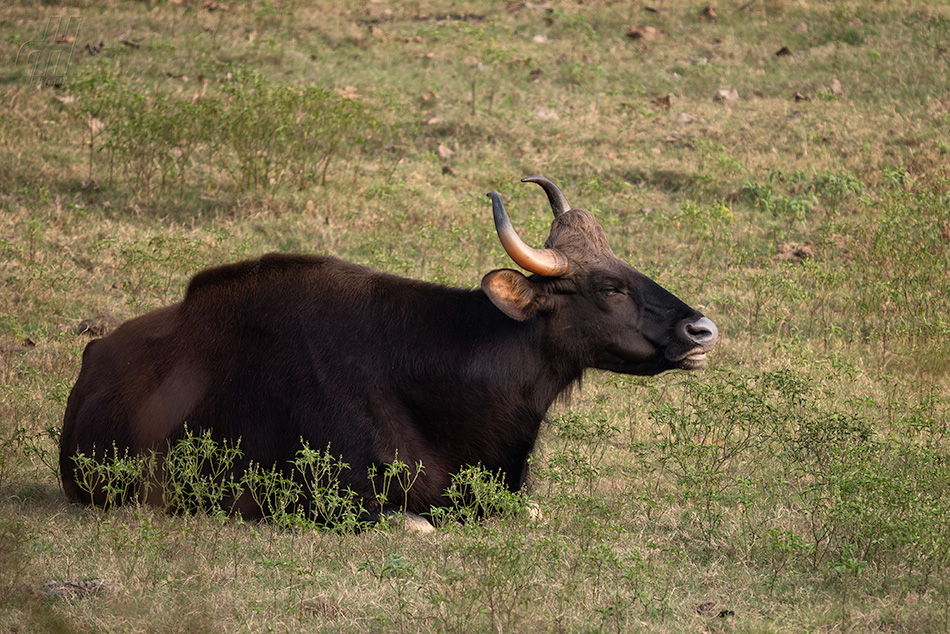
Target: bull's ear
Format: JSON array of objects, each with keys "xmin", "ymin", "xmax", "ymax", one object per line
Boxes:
[{"xmin": 481, "ymin": 269, "xmax": 540, "ymax": 321}]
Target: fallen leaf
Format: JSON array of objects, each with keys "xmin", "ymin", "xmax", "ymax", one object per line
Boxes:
[
  {"xmin": 794, "ymin": 92, "xmax": 810, "ymax": 102},
  {"xmin": 335, "ymin": 85, "xmax": 361, "ymax": 99},
  {"xmin": 792, "ymin": 21, "xmax": 808, "ymax": 33},
  {"xmin": 651, "ymin": 94, "xmax": 672, "ymax": 109},
  {"xmin": 775, "ymin": 46, "xmax": 791, "ymax": 56},
  {"xmin": 528, "ymin": 69, "xmax": 543, "ymax": 81},
  {"xmin": 715, "ymin": 88, "xmax": 739, "ymax": 102},
  {"xmin": 662, "ymin": 134, "xmax": 682, "ymax": 143},
  {"xmin": 626, "ymin": 25, "xmax": 663, "ymax": 41},
  {"xmin": 54, "ymin": 94, "xmax": 75, "ymax": 105},
  {"xmin": 677, "ymin": 112, "xmax": 696, "ymax": 123},
  {"xmin": 437, "ymin": 143, "xmax": 456, "ymax": 159},
  {"xmin": 533, "ymin": 106, "xmax": 559, "ymax": 120},
  {"xmin": 702, "ymin": 5, "xmax": 718, "ymax": 21},
  {"xmin": 831, "ymin": 78, "xmax": 843, "ymax": 96},
  {"xmin": 697, "ymin": 602, "xmax": 718, "ymax": 616},
  {"xmin": 87, "ymin": 117, "xmax": 106, "ymax": 135}
]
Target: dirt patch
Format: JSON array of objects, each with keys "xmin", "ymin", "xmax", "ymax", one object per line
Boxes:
[{"xmin": 774, "ymin": 243, "xmax": 814, "ymax": 263}]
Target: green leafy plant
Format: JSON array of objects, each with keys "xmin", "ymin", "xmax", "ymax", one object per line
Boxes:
[
  {"xmin": 219, "ymin": 68, "xmax": 378, "ymax": 190},
  {"xmin": 430, "ymin": 464, "xmax": 527, "ymax": 526},
  {"xmin": 71, "ymin": 444, "xmax": 152, "ymax": 510},
  {"xmin": 368, "ymin": 452, "xmax": 425, "ymax": 515},
  {"xmin": 159, "ymin": 426, "xmax": 245, "ymax": 517},
  {"xmin": 291, "ymin": 443, "xmax": 367, "ymax": 531},
  {"xmin": 541, "ymin": 411, "xmax": 619, "ymax": 499}
]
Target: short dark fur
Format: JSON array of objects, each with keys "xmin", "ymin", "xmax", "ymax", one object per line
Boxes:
[{"xmin": 60, "ymin": 180, "xmax": 716, "ymax": 519}]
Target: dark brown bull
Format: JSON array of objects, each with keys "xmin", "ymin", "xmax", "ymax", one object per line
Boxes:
[{"xmin": 60, "ymin": 176, "xmax": 717, "ymax": 520}]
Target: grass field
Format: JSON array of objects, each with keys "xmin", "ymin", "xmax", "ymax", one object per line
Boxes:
[{"xmin": 2, "ymin": 0, "xmax": 950, "ymax": 631}]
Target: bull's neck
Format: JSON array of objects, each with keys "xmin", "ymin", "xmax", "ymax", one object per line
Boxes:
[{"xmin": 463, "ymin": 288, "xmax": 585, "ymax": 412}]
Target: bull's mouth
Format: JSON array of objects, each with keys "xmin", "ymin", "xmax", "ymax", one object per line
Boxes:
[
  {"xmin": 672, "ymin": 349, "xmax": 710, "ymax": 370},
  {"xmin": 595, "ymin": 344, "xmax": 713, "ymax": 376}
]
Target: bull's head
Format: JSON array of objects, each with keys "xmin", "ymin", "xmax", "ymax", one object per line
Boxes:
[{"xmin": 483, "ymin": 176, "xmax": 718, "ymax": 376}]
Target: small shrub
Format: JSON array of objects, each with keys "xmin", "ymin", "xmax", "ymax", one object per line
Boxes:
[
  {"xmin": 540, "ymin": 411, "xmax": 619, "ymax": 500},
  {"xmin": 159, "ymin": 426, "xmax": 245, "ymax": 517},
  {"xmin": 219, "ymin": 68, "xmax": 379, "ymax": 190},
  {"xmin": 291, "ymin": 444, "xmax": 366, "ymax": 530},
  {"xmin": 430, "ymin": 464, "xmax": 527, "ymax": 526},
  {"xmin": 66, "ymin": 66, "xmax": 382, "ymax": 199},
  {"xmin": 71, "ymin": 444, "xmax": 152, "ymax": 510}
]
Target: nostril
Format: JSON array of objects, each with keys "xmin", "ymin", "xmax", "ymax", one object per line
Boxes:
[{"xmin": 682, "ymin": 316, "xmax": 718, "ymax": 346}]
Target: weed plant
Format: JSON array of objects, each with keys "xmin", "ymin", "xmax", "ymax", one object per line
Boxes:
[{"xmin": 67, "ymin": 64, "xmax": 385, "ymax": 200}]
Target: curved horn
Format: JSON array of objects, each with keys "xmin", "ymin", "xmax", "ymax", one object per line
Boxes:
[
  {"xmin": 488, "ymin": 192, "xmax": 570, "ymax": 277},
  {"xmin": 521, "ymin": 176, "xmax": 571, "ymax": 217}
]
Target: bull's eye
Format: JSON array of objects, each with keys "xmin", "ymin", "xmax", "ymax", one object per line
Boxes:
[{"xmin": 599, "ymin": 287, "xmax": 622, "ymax": 297}]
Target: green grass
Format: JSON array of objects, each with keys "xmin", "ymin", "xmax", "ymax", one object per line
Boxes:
[{"xmin": 2, "ymin": 0, "xmax": 950, "ymax": 631}]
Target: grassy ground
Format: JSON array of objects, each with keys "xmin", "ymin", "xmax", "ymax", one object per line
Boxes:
[{"xmin": 2, "ymin": 0, "xmax": 950, "ymax": 631}]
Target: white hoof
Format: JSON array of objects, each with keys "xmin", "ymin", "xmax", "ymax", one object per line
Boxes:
[{"xmin": 399, "ymin": 512, "xmax": 436, "ymax": 534}]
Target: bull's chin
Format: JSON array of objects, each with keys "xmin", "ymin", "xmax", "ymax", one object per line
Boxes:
[
  {"xmin": 592, "ymin": 353, "xmax": 674, "ymax": 377},
  {"xmin": 594, "ymin": 348, "xmax": 710, "ymax": 376}
]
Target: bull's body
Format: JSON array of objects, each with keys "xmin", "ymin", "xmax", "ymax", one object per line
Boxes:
[{"xmin": 60, "ymin": 177, "xmax": 718, "ymax": 519}]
